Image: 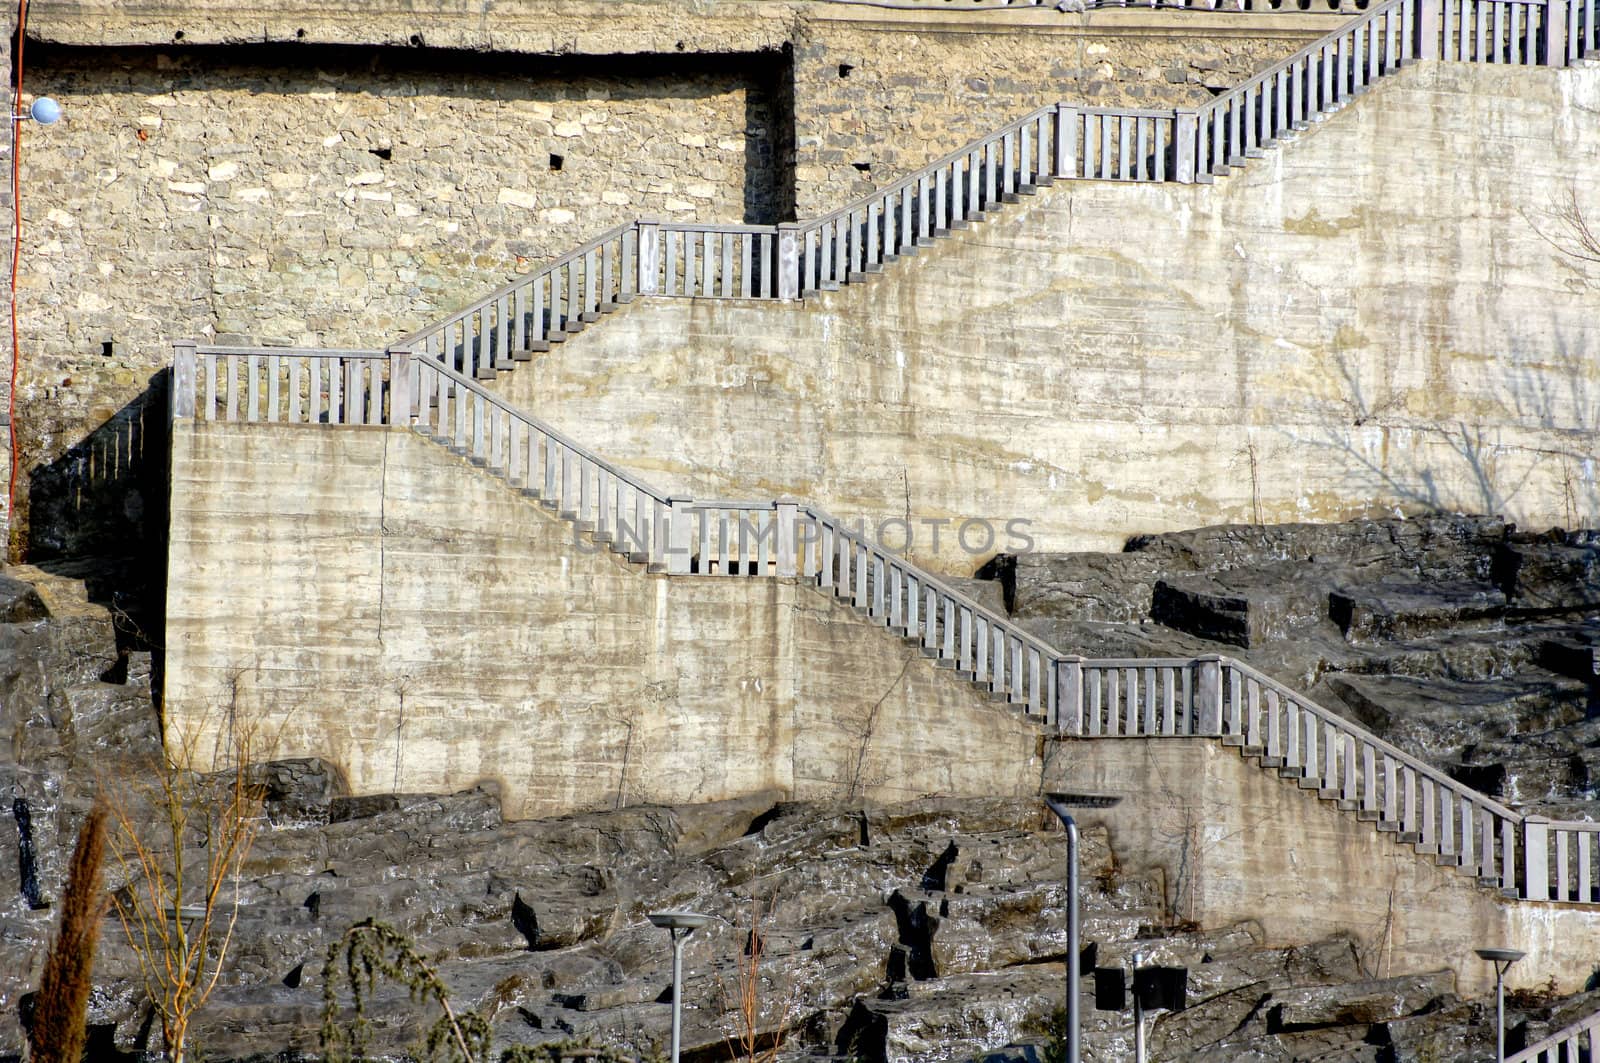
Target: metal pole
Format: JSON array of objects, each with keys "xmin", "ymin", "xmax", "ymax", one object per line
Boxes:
[
  {"xmin": 1495, "ymin": 964, "xmax": 1506, "ymax": 1063},
  {"xmin": 1133, "ymin": 967, "xmax": 1146, "ymax": 1063},
  {"xmin": 671, "ymin": 928, "xmax": 685, "ymax": 1063},
  {"xmin": 1067, "ymin": 816, "xmax": 1080, "ymax": 1063}
]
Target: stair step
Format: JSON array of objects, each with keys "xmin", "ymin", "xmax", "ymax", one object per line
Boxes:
[
  {"xmin": 599, "ymin": 300, "xmax": 619, "ymax": 312},
  {"xmin": 1376, "ymin": 821, "xmax": 1401, "ymax": 833},
  {"xmin": 516, "ymin": 342, "xmax": 551, "ymax": 355},
  {"xmin": 474, "ymin": 368, "xmax": 498, "ymax": 381},
  {"xmin": 1000, "ymin": 192, "xmax": 1021, "ymax": 204},
  {"xmin": 581, "ymin": 311, "xmax": 600, "ymax": 323},
  {"xmin": 1240, "ymin": 745, "xmax": 1263, "ymax": 757},
  {"xmin": 1033, "ymin": 176, "xmax": 1054, "ymax": 187},
  {"xmin": 1220, "ymin": 735, "xmax": 1245, "ymax": 747},
  {"xmin": 1356, "ymin": 811, "xmax": 1380, "ymax": 822},
  {"xmin": 1261, "ymin": 756, "xmax": 1284, "ymax": 768},
  {"xmin": 1398, "ymin": 831, "xmax": 1422, "ymax": 845},
  {"xmin": 512, "ymin": 349, "xmax": 534, "ymax": 362}
]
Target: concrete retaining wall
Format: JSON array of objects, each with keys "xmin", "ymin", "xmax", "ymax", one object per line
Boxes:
[{"xmin": 494, "ymin": 59, "xmax": 1600, "ymax": 569}]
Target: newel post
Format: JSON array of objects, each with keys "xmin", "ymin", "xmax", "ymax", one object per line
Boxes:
[
  {"xmin": 775, "ymin": 499, "xmax": 798, "ymax": 578},
  {"xmin": 1418, "ymin": 0, "xmax": 1441, "ymax": 60},
  {"xmin": 1174, "ymin": 111, "xmax": 1198, "ymax": 186},
  {"xmin": 666, "ymin": 496, "xmax": 693, "ymax": 575},
  {"xmin": 1054, "ymin": 104, "xmax": 1078, "ymax": 179},
  {"xmin": 777, "ymin": 223, "xmax": 801, "ymax": 301},
  {"xmin": 1196, "ymin": 654, "xmax": 1223, "ymax": 735},
  {"xmin": 1544, "ymin": 0, "xmax": 1568, "ymax": 66},
  {"xmin": 387, "ymin": 346, "xmax": 412, "ymax": 426},
  {"xmin": 171, "ymin": 341, "xmax": 197, "ymax": 422},
  {"xmin": 1057, "ymin": 656, "xmax": 1084, "ymax": 735},
  {"xmin": 1522, "ymin": 816, "xmax": 1551, "ymax": 901},
  {"xmin": 637, "ymin": 219, "xmax": 661, "ymax": 296}
]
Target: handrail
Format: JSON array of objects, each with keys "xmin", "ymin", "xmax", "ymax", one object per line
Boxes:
[
  {"xmin": 393, "ymin": 221, "xmax": 635, "ymax": 350},
  {"xmin": 415, "ymin": 345, "xmax": 676, "ymax": 501},
  {"xmin": 1507, "ymin": 1011, "xmax": 1600, "ymax": 1063},
  {"xmin": 1226, "ymin": 658, "xmax": 1523, "ymax": 819},
  {"xmin": 1203, "ymin": 0, "xmax": 1410, "ymax": 112}
]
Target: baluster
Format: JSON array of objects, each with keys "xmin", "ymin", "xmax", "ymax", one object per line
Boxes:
[
  {"xmin": 700, "ymin": 232, "xmax": 713, "ymax": 296},
  {"xmin": 1580, "ymin": 831, "xmax": 1593, "ymax": 902},
  {"xmin": 1557, "ymin": 829, "xmax": 1571, "ymax": 900},
  {"xmin": 740, "ymin": 233, "xmax": 753, "ymax": 298},
  {"xmin": 1099, "ymin": 116, "xmax": 1114, "ymax": 180},
  {"xmin": 1162, "ymin": 667, "xmax": 1178, "ymax": 735},
  {"xmin": 1011, "ymin": 637, "xmax": 1025, "ymax": 703},
  {"xmin": 983, "ymin": 140, "xmax": 998, "ymax": 208},
  {"xmin": 1382, "ymin": 754, "xmax": 1399, "ymax": 824},
  {"xmin": 862, "ymin": 203, "xmax": 878, "ymax": 273},
  {"xmin": 1481, "ymin": 808, "xmax": 1499, "ymax": 881},
  {"xmin": 833, "ymin": 215, "xmax": 849, "ymax": 282},
  {"xmin": 286, "ymin": 357, "xmax": 301, "ymax": 423},
  {"xmin": 1459, "ymin": 796, "xmax": 1475, "ymax": 874},
  {"xmin": 942, "ymin": 596, "xmax": 956, "ymax": 662},
  {"xmin": 1264, "ymin": 688, "xmax": 1283, "ymax": 762},
  {"xmin": 1086, "ymin": 669, "xmax": 1103, "ymax": 736},
  {"xmin": 1301, "ymin": 711, "xmax": 1317, "ymax": 781},
  {"xmin": 1420, "ymin": 778, "xmax": 1437, "ymax": 851},
  {"xmin": 1400, "ymin": 766, "xmax": 1418, "ymax": 837},
  {"xmin": 721, "ymin": 233, "xmax": 735, "ymax": 297}
]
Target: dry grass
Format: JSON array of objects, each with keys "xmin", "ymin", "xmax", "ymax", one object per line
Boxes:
[{"xmin": 29, "ymin": 799, "xmax": 110, "ymax": 1063}]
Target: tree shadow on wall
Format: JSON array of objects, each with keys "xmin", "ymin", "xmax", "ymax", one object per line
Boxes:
[
  {"xmin": 25, "ymin": 371, "xmax": 170, "ymax": 669},
  {"xmin": 1298, "ymin": 333, "xmax": 1598, "ymax": 528}
]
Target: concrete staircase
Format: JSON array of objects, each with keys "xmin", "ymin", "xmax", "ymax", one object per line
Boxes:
[{"xmin": 168, "ymin": 0, "xmax": 1600, "ymax": 917}]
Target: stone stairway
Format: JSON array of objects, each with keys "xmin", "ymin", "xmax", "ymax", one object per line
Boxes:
[
  {"xmin": 389, "ymin": 0, "xmax": 1597, "ymax": 390},
  {"xmin": 175, "ymin": 338, "xmax": 1600, "ymax": 912},
  {"xmin": 167, "ymin": 0, "xmax": 1600, "ymax": 926}
]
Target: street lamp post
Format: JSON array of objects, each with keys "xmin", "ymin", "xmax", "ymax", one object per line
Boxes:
[
  {"xmin": 1476, "ymin": 947, "xmax": 1526, "ymax": 1063},
  {"xmin": 648, "ymin": 910, "xmax": 710, "ymax": 1063},
  {"xmin": 1044, "ymin": 791, "xmax": 1124, "ymax": 1063}
]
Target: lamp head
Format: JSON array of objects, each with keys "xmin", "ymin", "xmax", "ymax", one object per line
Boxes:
[
  {"xmin": 1475, "ymin": 947, "xmax": 1526, "ymax": 965},
  {"xmin": 648, "ymin": 910, "xmax": 710, "ymax": 931},
  {"xmin": 27, "ymin": 98, "xmax": 61, "ymax": 125},
  {"xmin": 1044, "ymin": 791, "xmax": 1124, "ymax": 826}
]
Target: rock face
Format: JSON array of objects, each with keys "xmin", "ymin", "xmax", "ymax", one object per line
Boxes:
[{"xmin": 1003, "ymin": 516, "xmax": 1600, "ymax": 820}]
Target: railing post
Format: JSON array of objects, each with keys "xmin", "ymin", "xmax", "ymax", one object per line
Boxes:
[
  {"xmin": 1545, "ymin": 0, "xmax": 1568, "ymax": 65},
  {"xmin": 1174, "ymin": 110, "xmax": 1198, "ymax": 186},
  {"xmin": 637, "ymin": 219, "xmax": 660, "ymax": 296},
  {"xmin": 775, "ymin": 499, "xmax": 798, "ymax": 578},
  {"xmin": 1418, "ymin": 0, "xmax": 1441, "ymax": 59},
  {"xmin": 777, "ymin": 223, "xmax": 801, "ymax": 302},
  {"xmin": 387, "ymin": 346, "xmax": 412, "ymax": 426},
  {"xmin": 1057, "ymin": 656, "xmax": 1083, "ymax": 735},
  {"xmin": 1523, "ymin": 816, "xmax": 1551, "ymax": 901},
  {"xmin": 171, "ymin": 341, "xmax": 197, "ymax": 421},
  {"xmin": 1054, "ymin": 104, "xmax": 1078, "ymax": 179},
  {"xmin": 666, "ymin": 496, "xmax": 693, "ymax": 576},
  {"xmin": 1196, "ymin": 654, "xmax": 1223, "ymax": 735}
]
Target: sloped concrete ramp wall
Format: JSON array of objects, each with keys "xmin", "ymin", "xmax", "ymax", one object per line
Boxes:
[
  {"xmin": 164, "ymin": 420, "xmax": 1044, "ymax": 819},
  {"xmin": 497, "ymin": 60, "xmax": 1600, "ymax": 567}
]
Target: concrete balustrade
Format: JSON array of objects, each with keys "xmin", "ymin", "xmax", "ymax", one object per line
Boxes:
[
  {"xmin": 173, "ymin": 344, "xmax": 391, "ymax": 427},
  {"xmin": 1508, "ymin": 1011, "xmax": 1600, "ymax": 1062}
]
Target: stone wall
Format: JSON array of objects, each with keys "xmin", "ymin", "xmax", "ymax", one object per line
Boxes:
[
  {"xmin": 491, "ymin": 59, "xmax": 1600, "ymax": 570},
  {"xmin": 164, "ymin": 419, "xmax": 1045, "ymax": 819},
  {"xmin": 789, "ymin": 8, "xmax": 1335, "ymax": 212},
  {"xmin": 12, "ymin": 42, "xmax": 786, "ymax": 552}
]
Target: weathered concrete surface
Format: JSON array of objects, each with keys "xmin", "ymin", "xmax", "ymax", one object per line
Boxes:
[
  {"xmin": 163, "ymin": 421, "xmax": 1044, "ymax": 819},
  {"xmin": 496, "ymin": 60, "xmax": 1600, "ymax": 571},
  {"xmin": 1059, "ymin": 738, "xmax": 1600, "ymax": 998}
]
